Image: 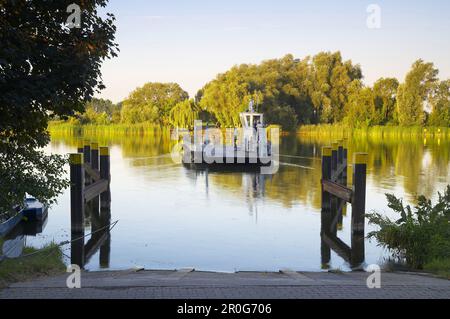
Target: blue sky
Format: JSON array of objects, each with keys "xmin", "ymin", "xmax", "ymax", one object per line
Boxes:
[{"xmin": 97, "ymin": 0, "xmax": 450, "ymax": 102}]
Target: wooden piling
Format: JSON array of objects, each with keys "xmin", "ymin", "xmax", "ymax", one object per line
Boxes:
[
  {"xmin": 70, "ymin": 152, "xmax": 86, "ymax": 268},
  {"xmin": 91, "ymin": 142, "xmax": 99, "ymax": 170},
  {"xmin": 83, "ymin": 140, "xmax": 91, "ymax": 187},
  {"xmin": 337, "ymin": 140, "xmax": 343, "ymax": 166},
  {"xmin": 99, "ymin": 147, "xmax": 111, "ymax": 208},
  {"xmin": 77, "ymin": 140, "xmax": 84, "ymax": 154},
  {"xmin": 100, "ymin": 187, "xmax": 111, "ymax": 268},
  {"xmin": 320, "ymin": 143, "xmax": 367, "ymax": 268},
  {"xmin": 99, "ymin": 231, "xmax": 111, "ymax": 268},
  {"xmin": 90, "ymin": 143, "xmax": 100, "ymax": 234},
  {"xmin": 69, "ymin": 146, "xmax": 111, "ymax": 269},
  {"xmin": 100, "ymin": 147, "xmax": 110, "ymax": 182},
  {"xmin": 336, "ymin": 140, "xmax": 345, "ymax": 228},
  {"xmin": 69, "ymin": 153, "xmax": 85, "ymax": 233},
  {"xmin": 342, "ymin": 138, "xmax": 348, "ymax": 187},
  {"xmin": 321, "ymin": 147, "xmax": 332, "ymax": 209},
  {"xmin": 341, "ymin": 139, "xmax": 348, "ymax": 223},
  {"xmin": 99, "ymin": 146, "xmax": 111, "ymax": 268},
  {"xmin": 351, "ymin": 232, "xmax": 365, "ymax": 265},
  {"xmin": 71, "ymin": 230, "xmax": 85, "ymax": 268},
  {"xmin": 351, "ymin": 153, "xmax": 368, "ymax": 235},
  {"xmin": 330, "ymin": 142, "xmax": 339, "ymax": 234},
  {"xmin": 83, "ymin": 140, "xmax": 91, "ymax": 165},
  {"xmin": 331, "ymin": 142, "xmax": 338, "ymax": 176},
  {"xmin": 337, "ymin": 140, "xmax": 344, "ymax": 184},
  {"xmin": 320, "ymin": 147, "xmax": 332, "ymax": 266}
]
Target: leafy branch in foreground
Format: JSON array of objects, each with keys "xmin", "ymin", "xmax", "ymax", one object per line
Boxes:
[
  {"xmin": 367, "ymin": 185, "xmax": 450, "ymax": 269},
  {"xmin": 0, "ymin": 143, "xmax": 70, "ymax": 215},
  {"xmin": 0, "ymin": 1, "xmax": 118, "ymax": 214}
]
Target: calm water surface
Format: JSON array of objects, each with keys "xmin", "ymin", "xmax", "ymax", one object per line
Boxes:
[{"xmin": 26, "ymin": 133, "xmax": 450, "ymax": 272}]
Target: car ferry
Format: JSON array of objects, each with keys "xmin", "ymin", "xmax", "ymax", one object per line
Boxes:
[{"xmin": 182, "ymin": 104, "xmax": 273, "ymax": 171}]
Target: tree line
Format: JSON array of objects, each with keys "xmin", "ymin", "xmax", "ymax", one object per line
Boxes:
[{"xmin": 71, "ymin": 52, "xmax": 450, "ymax": 130}]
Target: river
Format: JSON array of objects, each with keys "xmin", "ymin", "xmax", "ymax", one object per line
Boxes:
[{"xmin": 23, "ymin": 132, "xmax": 450, "ymax": 272}]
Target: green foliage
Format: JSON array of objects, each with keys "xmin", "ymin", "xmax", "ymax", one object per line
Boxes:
[
  {"xmin": 428, "ymin": 80, "xmax": 450, "ymax": 127},
  {"xmin": 198, "ymin": 52, "xmax": 363, "ymax": 128},
  {"xmin": 88, "ymin": 98, "xmax": 121, "ymax": 123},
  {"xmin": 83, "ymin": 107, "xmax": 110, "ymax": 125},
  {"xmin": 0, "ymin": 147, "xmax": 69, "ymax": 214},
  {"xmin": 265, "ymin": 105, "xmax": 298, "ymax": 131},
  {"xmin": 121, "ymin": 82, "xmax": 189, "ymax": 125},
  {"xmin": 0, "ymin": 243, "xmax": 65, "ymax": 288},
  {"xmin": 199, "ymin": 66, "xmax": 259, "ymax": 127},
  {"xmin": 309, "ymin": 51, "xmax": 362, "ymax": 123},
  {"xmin": 169, "ymin": 99, "xmax": 199, "ymax": 129},
  {"xmin": 367, "ymin": 185, "xmax": 450, "ymax": 269},
  {"xmin": 396, "ymin": 60, "xmax": 439, "ymax": 126},
  {"xmin": 343, "ymin": 82, "xmax": 375, "ymax": 127},
  {"xmin": 49, "ymin": 122, "xmax": 170, "ymax": 139},
  {"xmin": 299, "ymin": 124, "xmax": 450, "ymax": 140},
  {"xmin": 0, "ymin": 1, "xmax": 118, "ymax": 214},
  {"xmin": 424, "ymin": 258, "xmax": 450, "ymax": 279},
  {"xmin": 0, "ymin": 0, "xmax": 118, "ymax": 147},
  {"xmin": 199, "ymin": 54, "xmax": 317, "ymax": 127},
  {"xmin": 75, "ymin": 98, "xmax": 121, "ymax": 124},
  {"xmin": 372, "ymin": 78, "xmax": 400, "ymax": 125}
]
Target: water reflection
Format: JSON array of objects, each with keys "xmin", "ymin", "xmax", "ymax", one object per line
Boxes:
[
  {"xmin": 71, "ymin": 189, "xmax": 112, "ymax": 268},
  {"xmin": 1, "ymin": 213, "xmax": 48, "ymax": 259},
  {"xmin": 320, "ymin": 202, "xmax": 364, "ymax": 269},
  {"xmin": 52, "ymin": 131, "xmax": 450, "ymax": 205},
  {"xmin": 188, "ymin": 169, "xmax": 269, "ymax": 217}
]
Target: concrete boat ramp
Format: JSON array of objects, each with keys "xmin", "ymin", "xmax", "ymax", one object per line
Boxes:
[{"xmin": 1, "ymin": 269, "xmax": 449, "ymax": 299}]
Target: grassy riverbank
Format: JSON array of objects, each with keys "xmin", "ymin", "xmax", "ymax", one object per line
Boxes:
[
  {"xmin": 298, "ymin": 124, "xmax": 450, "ymax": 139},
  {"xmin": 424, "ymin": 259, "xmax": 450, "ymax": 279},
  {"xmin": 48, "ymin": 121, "xmax": 171, "ymax": 137},
  {"xmin": 0, "ymin": 243, "xmax": 65, "ymax": 289},
  {"xmin": 48, "ymin": 121, "xmax": 285, "ymax": 139},
  {"xmin": 50, "ymin": 121, "xmax": 450, "ymax": 139}
]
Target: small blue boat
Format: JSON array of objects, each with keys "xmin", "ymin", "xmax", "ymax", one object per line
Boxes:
[
  {"xmin": 0, "ymin": 211, "xmax": 24, "ymax": 238},
  {"xmin": 0, "ymin": 198, "xmax": 47, "ymax": 237},
  {"xmin": 22, "ymin": 198, "xmax": 48, "ymax": 222}
]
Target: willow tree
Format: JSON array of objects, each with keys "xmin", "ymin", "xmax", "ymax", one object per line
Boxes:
[
  {"xmin": 121, "ymin": 82, "xmax": 189, "ymax": 125},
  {"xmin": 253, "ymin": 54, "xmax": 313, "ymax": 125},
  {"xmin": 265, "ymin": 105, "xmax": 298, "ymax": 131},
  {"xmin": 372, "ymin": 78, "xmax": 399, "ymax": 125},
  {"xmin": 428, "ymin": 80, "xmax": 450, "ymax": 127},
  {"xmin": 396, "ymin": 60, "xmax": 438, "ymax": 126},
  {"xmin": 199, "ymin": 65, "xmax": 256, "ymax": 127},
  {"xmin": 309, "ymin": 51, "xmax": 362, "ymax": 123},
  {"xmin": 169, "ymin": 99, "xmax": 199, "ymax": 129},
  {"xmin": 0, "ymin": 0, "xmax": 118, "ymax": 214},
  {"xmin": 344, "ymin": 81, "xmax": 376, "ymax": 127},
  {"xmin": 198, "ymin": 54, "xmax": 314, "ymax": 128}
]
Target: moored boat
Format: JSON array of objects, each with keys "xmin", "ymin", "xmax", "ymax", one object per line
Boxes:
[
  {"xmin": 0, "ymin": 198, "xmax": 47, "ymax": 237},
  {"xmin": 182, "ymin": 101, "xmax": 273, "ymax": 170}
]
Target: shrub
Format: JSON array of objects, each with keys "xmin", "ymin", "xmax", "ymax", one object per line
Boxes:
[{"xmin": 367, "ymin": 185, "xmax": 450, "ymax": 269}]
